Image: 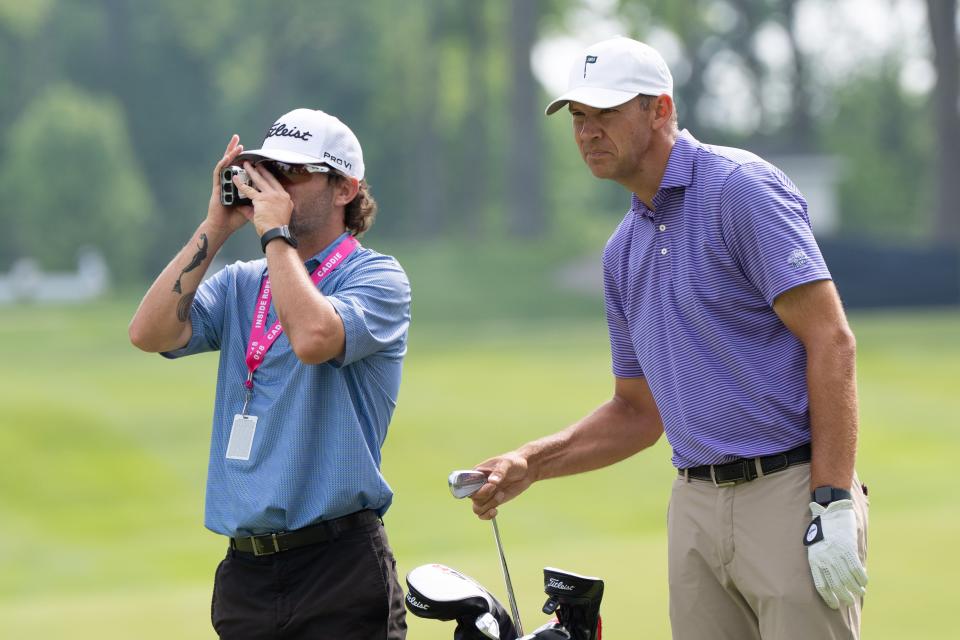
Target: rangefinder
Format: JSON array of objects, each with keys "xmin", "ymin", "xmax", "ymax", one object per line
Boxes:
[{"xmin": 220, "ymin": 166, "xmax": 252, "ymax": 206}]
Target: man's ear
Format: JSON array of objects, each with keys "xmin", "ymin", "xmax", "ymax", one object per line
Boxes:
[
  {"xmin": 335, "ymin": 177, "xmax": 360, "ymax": 206},
  {"xmin": 652, "ymin": 95, "xmax": 674, "ymax": 130}
]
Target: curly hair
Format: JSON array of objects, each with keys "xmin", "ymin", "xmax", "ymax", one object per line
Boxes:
[{"xmin": 331, "ymin": 175, "xmax": 378, "ymax": 237}]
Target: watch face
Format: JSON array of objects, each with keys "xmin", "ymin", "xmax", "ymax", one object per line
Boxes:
[
  {"xmin": 813, "ymin": 486, "xmax": 851, "ymax": 505},
  {"xmin": 814, "ymin": 486, "xmax": 834, "ymax": 505}
]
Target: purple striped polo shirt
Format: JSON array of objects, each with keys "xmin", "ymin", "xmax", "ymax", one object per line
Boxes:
[{"xmin": 602, "ymin": 130, "xmax": 831, "ymax": 468}]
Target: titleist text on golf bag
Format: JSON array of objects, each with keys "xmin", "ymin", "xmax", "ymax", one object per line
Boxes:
[{"xmin": 541, "ymin": 568, "xmax": 604, "ymax": 640}]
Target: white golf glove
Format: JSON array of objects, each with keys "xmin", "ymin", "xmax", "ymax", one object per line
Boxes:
[{"xmin": 804, "ymin": 499, "xmax": 868, "ymax": 609}]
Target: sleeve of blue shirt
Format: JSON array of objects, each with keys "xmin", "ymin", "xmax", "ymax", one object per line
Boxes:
[
  {"xmin": 327, "ymin": 254, "xmax": 411, "ymax": 367},
  {"xmin": 161, "ymin": 263, "xmax": 234, "ymax": 358},
  {"xmin": 719, "ymin": 162, "xmax": 832, "ymax": 306}
]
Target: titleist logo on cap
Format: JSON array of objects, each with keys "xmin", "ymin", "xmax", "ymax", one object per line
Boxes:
[
  {"xmin": 241, "ymin": 108, "xmax": 365, "ymax": 180},
  {"xmin": 267, "ymin": 122, "xmax": 312, "ymax": 141}
]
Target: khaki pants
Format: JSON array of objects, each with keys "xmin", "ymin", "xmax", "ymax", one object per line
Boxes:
[{"xmin": 667, "ymin": 463, "xmax": 868, "ymax": 639}]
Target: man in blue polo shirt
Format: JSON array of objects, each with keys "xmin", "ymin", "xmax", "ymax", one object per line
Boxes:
[
  {"xmin": 468, "ymin": 38, "xmax": 868, "ymax": 638},
  {"xmin": 129, "ymin": 108, "xmax": 409, "ymax": 639}
]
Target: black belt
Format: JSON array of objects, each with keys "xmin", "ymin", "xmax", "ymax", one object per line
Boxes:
[
  {"xmin": 230, "ymin": 510, "xmax": 380, "ymax": 556},
  {"xmin": 680, "ymin": 443, "xmax": 811, "ymax": 486}
]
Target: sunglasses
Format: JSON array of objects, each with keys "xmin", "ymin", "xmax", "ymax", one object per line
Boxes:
[{"xmin": 256, "ymin": 160, "xmax": 335, "ymax": 183}]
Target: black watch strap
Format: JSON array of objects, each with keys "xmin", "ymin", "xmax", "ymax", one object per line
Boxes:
[
  {"xmin": 260, "ymin": 225, "xmax": 297, "ymax": 253},
  {"xmin": 812, "ymin": 485, "xmax": 852, "ymax": 506}
]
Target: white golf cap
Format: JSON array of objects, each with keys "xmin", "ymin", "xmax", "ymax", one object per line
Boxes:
[
  {"xmin": 238, "ymin": 108, "xmax": 365, "ymax": 180},
  {"xmin": 545, "ymin": 37, "xmax": 673, "ymax": 116}
]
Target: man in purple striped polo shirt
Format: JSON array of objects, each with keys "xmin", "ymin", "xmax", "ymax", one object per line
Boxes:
[{"xmin": 469, "ymin": 37, "xmax": 868, "ymax": 638}]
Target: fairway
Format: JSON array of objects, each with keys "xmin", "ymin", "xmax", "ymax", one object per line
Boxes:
[{"xmin": 0, "ymin": 301, "xmax": 957, "ymax": 639}]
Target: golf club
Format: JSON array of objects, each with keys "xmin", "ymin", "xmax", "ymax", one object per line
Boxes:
[{"xmin": 448, "ymin": 469, "xmax": 524, "ymax": 637}]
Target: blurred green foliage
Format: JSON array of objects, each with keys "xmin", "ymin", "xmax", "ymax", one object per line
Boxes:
[
  {"xmin": 0, "ymin": 84, "xmax": 150, "ymax": 274},
  {"xmin": 0, "ymin": 0, "xmax": 955, "ymax": 281},
  {"xmin": 823, "ymin": 64, "xmax": 936, "ymax": 239}
]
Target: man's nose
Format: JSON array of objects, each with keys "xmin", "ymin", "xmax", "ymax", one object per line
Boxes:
[{"xmin": 578, "ymin": 117, "xmax": 601, "ymax": 140}]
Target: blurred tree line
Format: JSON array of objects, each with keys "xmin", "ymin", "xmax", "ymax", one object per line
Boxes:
[{"xmin": 0, "ymin": 0, "xmax": 956, "ymax": 282}]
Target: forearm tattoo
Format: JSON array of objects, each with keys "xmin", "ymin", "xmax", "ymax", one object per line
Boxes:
[
  {"xmin": 177, "ymin": 292, "xmax": 196, "ymax": 322},
  {"xmin": 172, "ymin": 233, "xmax": 209, "ymax": 294}
]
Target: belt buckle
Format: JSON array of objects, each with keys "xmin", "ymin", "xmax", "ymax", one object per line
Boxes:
[
  {"xmin": 710, "ymin": 460, "xmax": 747, "ymax": 487},
  {"xmin": 250, "ymin": 533, "xmax": 280, "ymax": 556}
]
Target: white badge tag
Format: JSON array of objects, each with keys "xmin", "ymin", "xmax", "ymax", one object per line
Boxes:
[{"xmin": 226, "ymin": 414, "xmax": 258, "ymax": 460}]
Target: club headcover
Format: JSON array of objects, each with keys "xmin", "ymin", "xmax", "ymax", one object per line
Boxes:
[{"xmin": 405, "ymin": 563, "xmax": 518, "ymax": 639}]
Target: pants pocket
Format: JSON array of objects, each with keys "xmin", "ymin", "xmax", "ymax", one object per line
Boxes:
[{"xmin": 365, "ymin": 525, "xmax": 407, "ymax": 639}]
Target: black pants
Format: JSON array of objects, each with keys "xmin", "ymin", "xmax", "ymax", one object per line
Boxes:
[{"xmin": 211, "ymin": 519, "xmax": 407, "ymax": 639}]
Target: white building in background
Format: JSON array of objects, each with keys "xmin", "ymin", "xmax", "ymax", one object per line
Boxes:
[
  {"xmin": 0, "ymin": 248, "xmax": 110, "ymax": 303},
  {"xmin": 767, "ymin": 154, "xmax": 844, "ymax": 236}
]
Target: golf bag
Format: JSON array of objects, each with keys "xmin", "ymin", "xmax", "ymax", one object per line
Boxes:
[
  {"xmin": 405, "ymin": 564, "xmax": 518, "ymax": 640},
  {"xmin": 405, "ymin": 564, "xmax": 605, "ymax": 640},
  {"xmin": 541, "ymin": 568, "xmax": 604, "ymax": 640}
]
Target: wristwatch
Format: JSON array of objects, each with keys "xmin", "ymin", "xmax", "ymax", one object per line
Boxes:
[
  {"xmin": 260, "ymin": 225, "xmax": 297, "ymax": 253},
  {"xmin": 812, "ymin": 485, "xmax": 852, "ymax": 506}
]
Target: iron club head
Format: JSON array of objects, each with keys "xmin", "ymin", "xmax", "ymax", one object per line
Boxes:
[{"xmin": 448, "ymin": 470, "xmax": 488, "ymax": 499}]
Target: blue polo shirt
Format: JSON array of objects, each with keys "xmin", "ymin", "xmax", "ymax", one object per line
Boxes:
[
  {"xmin": 163, "ymin": 233, "xmax": 411, "ymax": 537},
  {"xmin": 603, "ymin": 130, "xmax": 831, "ymax": 468}
]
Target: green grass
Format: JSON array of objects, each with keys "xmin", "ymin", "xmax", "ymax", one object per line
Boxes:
[{"xmin": 0, "ymin": 300, "xmax": 957, "ymax": 639}]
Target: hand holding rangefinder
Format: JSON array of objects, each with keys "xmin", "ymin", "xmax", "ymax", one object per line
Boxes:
[{"xmin": 220, "ymin": 166, "xmax": 253, "ymax": 207}]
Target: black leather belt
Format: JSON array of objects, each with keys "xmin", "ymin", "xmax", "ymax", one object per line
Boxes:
[
  {"xmin": 230, "ymin": 510, "xmax": 380, "ymax": 556},
  {"xmin": 680, "ymin": 443, "xmax": 811, "ymax": 486}
]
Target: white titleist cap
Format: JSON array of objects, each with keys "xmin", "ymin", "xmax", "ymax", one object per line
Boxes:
[
  {"xmin": 238, "ymin": 108, "xmax": 365, "ymax": 180},
  {"xmin": 545, "ymin": 37, "xmax": 673, "ymax": 116}
]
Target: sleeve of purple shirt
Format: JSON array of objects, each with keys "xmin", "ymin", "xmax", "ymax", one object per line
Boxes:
[
  {"xmin": 603, "ymin": 257, "xmax": 644, "ymax": 378},
  {"xmin": 719, "ymin": 162, "xmax": 832, "ymax": 306}
]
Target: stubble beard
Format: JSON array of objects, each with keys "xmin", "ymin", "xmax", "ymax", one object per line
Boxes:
[{"xmin": 289, "ymin": 188, "xmax": 335, "ymax": 239}]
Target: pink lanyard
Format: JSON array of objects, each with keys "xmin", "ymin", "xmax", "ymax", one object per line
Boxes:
[{"xmin": 241, "ymin": 235, "xmax": 359, "ymax": 412}]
